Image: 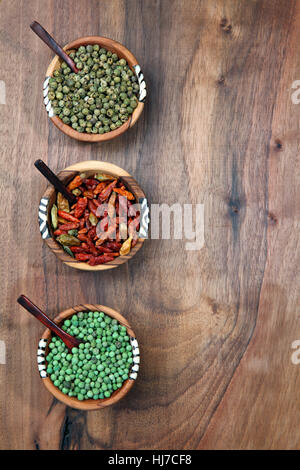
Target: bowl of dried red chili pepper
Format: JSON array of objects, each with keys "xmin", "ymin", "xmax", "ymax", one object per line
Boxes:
[{"xmin": 38, "ymin": 161, "xmax": 149, "ymax": 270}]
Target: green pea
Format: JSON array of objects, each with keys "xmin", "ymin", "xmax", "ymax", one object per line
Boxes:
[{"xmin": 47, "ymin": 310, "xmax": 134, "ymax": 401}]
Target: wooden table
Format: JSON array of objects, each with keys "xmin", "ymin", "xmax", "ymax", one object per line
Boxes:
[{"xmin": 0, "ymin": 0, "xmax": 299, "ymax": 450}]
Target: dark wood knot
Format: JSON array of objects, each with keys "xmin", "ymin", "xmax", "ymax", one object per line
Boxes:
[
  {"xmin": 268, "ymin": 212, "xmax": 278, "ymax": 225},
  {"xmin": 229, "ymin": 199, "xmax": 240, "ymax": 216},
  {"xmin": 217, "ymin": 75, "xmax": 225, "ymax": 85},
  {"xmin": 275, "ymin": 139, "xmax": 283, "ymax": 150},
  {"xmin": 220, "ymin": 17, "xmax": 232, "ymax": 34}
]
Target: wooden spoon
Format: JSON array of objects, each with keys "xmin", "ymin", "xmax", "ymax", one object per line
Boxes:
[
  {"xmin": 30, "ymin": 21, "xmax": 79, "ymax": 73},
  {"xmin": 34, "ymin": 159, "xmax": 77, "ymax": 205},
  {"xmin": 17, "ymin": 295, "xmax": 82, "ymax": 350}
]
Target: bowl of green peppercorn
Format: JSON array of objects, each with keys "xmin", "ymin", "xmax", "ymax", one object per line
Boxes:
[
  {"xmin": 37, "ymin": 304, "xmax": 140, "ymax": 410},
  {"xmin": 43, "ymin": 36, "xmax": 146, "ymax": 142}
]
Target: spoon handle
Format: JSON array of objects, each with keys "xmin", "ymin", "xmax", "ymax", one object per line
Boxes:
[
  {"xmin": 17, "ymin": 295, "xmax": 81, "ymax": 350},
  {"xmin": 30, "ymin": 21, "xmax": 78, "ymax": 73},
  {"xmin": 34, "ymin": 159, "xmax": 77, "ymax": 205}
]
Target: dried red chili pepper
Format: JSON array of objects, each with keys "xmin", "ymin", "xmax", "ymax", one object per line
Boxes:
[
  {"xmin": 70, "ymin": 246, "xmax": 87, "ymax": 254},
  {"xmin": 88, "ymin": 255, "xmax": 115, "ymax": 266},
  {"xmin": 85, "ymin": 237, "xmax": 98, "ymax": 255},
  {"xmin": 67, "ymin": 175, "xmax": 82, "ymax": 191},
  {"xmin": 83, "ymin": 190, "xmax": 95, "ymax": 199},
  {"xmin": 83, "ymin": 178, "xmax": 99, "ymax": 188},
  {"xmin": 128, "ymin": 224, "xmax": 139, "ymax": 243},
  {"xmin": 58, "ymin": 222, "xmax": 80, "ymax": 231},
  {"xmin": 57, "ymin": 210, "xmax": 80, "ymax": 223},
  {"xmin": 81, "ymin": 242, "xmax": 89, "ymax": 251},
  {"xmin": 57, "ymin": 216, "xmax": 69, "ymax": 224},
  {"xmin": 74, "ymin": 197, "xmax": 88, "ymax": 218},
  {"xmin": 95, "ymin": 250, "xmax": 119, "ymax": 257},
  {"xmin": 88, "ymin": 227, "xmax": 97, "ymax": 239},
  {"xmin": 108, "ymin": 192, "xmax": 117, "ymax": 219},
  {"xmin": 98, "ymin": 180, "xmax": 117, "ymax": 202},
  {"xmin": 96, "ymin": 246, "xmax": 113, "ymax": 253},
  {"xmin": 92, "ymin": 198, "xmax": 102, "ymax": 208},
  {"xmin": 113, "ymin": 188, "xmax": 135, "ymax": 200},
  {"xmin": 105, "ymin": 241, "xmax": 122, "ymax": 251},
  {"xmin": 88, "ymin": 199, "xmax": 98, "ymax": 216},
  {"xmin": 93, "ymin": 181, "xmax": 108, "ymax": 195},
  {"xmin": 75, "ymin": 253, "xmax": 91, "ymax": 261},
  {"xmin": 77, "ymin": 233, "xmax": 89, "ymax": 242},
  {"xmin": 85, "ymin": 237, "xmax": 92, "ymax": 247},
  {"xmin": 53, "ymin": 229, "xmax": 68, "ymax": 236}
]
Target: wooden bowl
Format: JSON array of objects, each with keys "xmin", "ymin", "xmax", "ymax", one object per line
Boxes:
[
  {"xmin": 43, "ymin": 36, "xmax": 146, "ymax": 142},
  {"xmin": 38, "ymin": 160, "xmax": 149, "ymax": 271},
  {"xmin": 37, "ymin": 304, "xmax": 140, "ymax": 410}
]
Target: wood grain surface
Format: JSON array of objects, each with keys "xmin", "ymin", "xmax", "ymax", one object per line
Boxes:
[{"xmin": 0, "ymin": 0, "xmax": 299, "ymax": 450}]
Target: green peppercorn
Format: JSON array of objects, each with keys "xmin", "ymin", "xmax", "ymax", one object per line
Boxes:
[{"xmin": 48, "ymin": 44, "xmax": 140, "ymax": 133}]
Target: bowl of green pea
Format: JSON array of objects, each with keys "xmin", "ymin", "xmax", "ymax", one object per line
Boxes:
[
  {"xmin": 37, "ymin": 304, "xmax": 140, "ymax": 410},
  {"xmin": 43, "ymin": 36, "xmax": 146, "ymax": 142}
]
